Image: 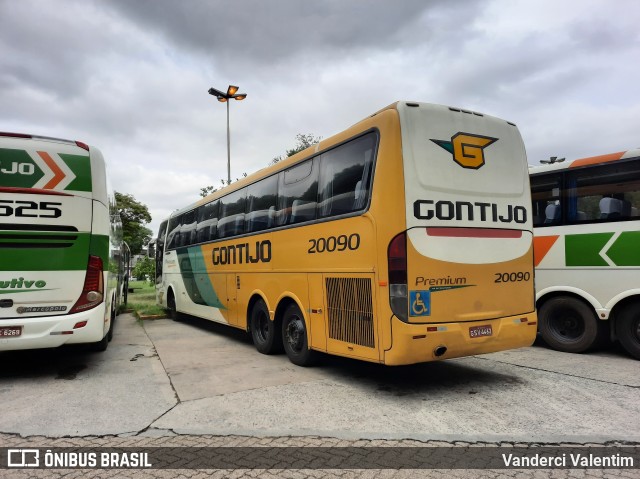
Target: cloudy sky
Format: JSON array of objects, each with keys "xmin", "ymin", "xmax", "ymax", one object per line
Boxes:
[{"xmin": 2, "ymin": 0, "xmax": 639, "ymax": 235}]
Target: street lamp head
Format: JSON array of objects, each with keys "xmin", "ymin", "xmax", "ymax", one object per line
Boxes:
[
  {"xmin": 208, "ymin": 87, "xmax": 226, "ymax": 97},
  {"xmin": 233, "ymin": 93, "xmax": 247, "ymax": 101},
  {"xmin": 227, "ymin": 85, "xmax": 239, "ymax": 96},
  {"xmin": 217, "ymin": 97, "xmax": 228, "ymax": 103}
]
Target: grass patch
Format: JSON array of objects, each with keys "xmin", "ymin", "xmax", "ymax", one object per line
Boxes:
[{"xmin": 125, "ymin": 281, "xmax": 167, "ymax": 318}]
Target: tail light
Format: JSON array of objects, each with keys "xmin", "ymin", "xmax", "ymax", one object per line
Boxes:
[
  {"xmin": 388, "ymin": 232, "xmax": 408, "ymax": 322},
  {"xmin": 70, "ymin": 256, "xmax": 104, "ymax": 313}
]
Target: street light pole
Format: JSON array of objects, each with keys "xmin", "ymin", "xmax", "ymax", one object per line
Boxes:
[
  {"xmin": 226, "ymin": 100, "xmax": 230, "ymax": 185},
  {"xmin": 207, "ymin": 85, "xmax": 248, "ymax": 185}
]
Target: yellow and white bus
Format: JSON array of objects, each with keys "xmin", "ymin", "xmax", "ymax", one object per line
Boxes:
[
  {"xmin": 531, "ymin": 149, "xmax": 640, "ymax": 359},
  {"xmin": 156, "ymin": 102, "xmax": 537, "ymax": 366},
  {"xmin": 0, "ymin": 132, "xmax": 127, "ymax": 351}
]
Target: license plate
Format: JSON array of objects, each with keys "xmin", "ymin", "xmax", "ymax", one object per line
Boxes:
[
  {"xmin": 0, "ymin": 326, "xmax": 23, "ymax": 337},
  {"xmin": 469, "ymin": 325, "xmax": 492, "ymax": 338}
]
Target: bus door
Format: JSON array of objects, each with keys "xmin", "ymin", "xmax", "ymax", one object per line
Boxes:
[{"xmin": 225, "ymin": 273, "xmax": 238, "ymax": 325}]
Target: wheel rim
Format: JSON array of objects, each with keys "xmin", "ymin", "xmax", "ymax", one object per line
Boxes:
[
  {"xmin": 547, "ymin": 307, "xmax": 584, "ymax": 341},
  {"xmin": 285, "ymin": 315, "xmax": 305, "ymax": 353},
  {"xmin": 255, "ymin": 310, "xmax": 270, "ymax": 342}
]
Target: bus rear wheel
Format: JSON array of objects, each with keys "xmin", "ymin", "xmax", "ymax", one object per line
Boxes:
[
  {"xmin": 250, "ymin": 300, "xmax": 282, "ymax": 354},
  {"xmin": 539, "ymin": 296, "xmax": 607, "ymax": 353},
  {"xmin": 90, "ymin": 331, "xmax": 109, "ymax": 352},
  {"xmin": 617, "ymin": 303, "xmax": 640, "ymax": 360},
  {"xmin": 282, "ymin": 304, "xmax": 318, "ymax": 367}
]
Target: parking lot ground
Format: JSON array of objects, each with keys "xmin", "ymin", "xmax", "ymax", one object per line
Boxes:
[
  {"xmin": 1, "ymin": 313, "xmax": 638, "ymax": 478},
  {"xmin": 143, "ymin": 314, "xmax": 640, "ymax": 443}
]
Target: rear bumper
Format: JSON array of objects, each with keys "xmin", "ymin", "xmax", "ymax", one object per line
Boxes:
[
  {"xmin": 0, "ymin": 305, "xmax": 108, "ymax": 351},
  {"xmin": 384, "ymin": 311, "xmax": 537, "ymax": 365}
]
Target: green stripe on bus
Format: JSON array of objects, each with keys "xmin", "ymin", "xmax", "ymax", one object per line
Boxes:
[
  {"xmin": 605, "ymin": 231, "xmax": 640, "ymax": 266},
  {"xmin": 176, "ymin": 246, "xmax": 226, "ymax": 309},
  {"xmin": 565, "ymin": 233, "xmax": 613, "ymax": 267},
  {"xmin": 0, "ymin": 148, "xmax": 45, "ymax": 187},
  {"xmin": 60, "ymin": 153, "xmax": 92, "ymax": 192},
  {"xmin": 89, "ymin": 234, "xmax": 110, "ymax": 266}
]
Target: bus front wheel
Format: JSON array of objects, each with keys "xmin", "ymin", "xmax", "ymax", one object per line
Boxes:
[
  {"xmin": 282, "ymin": 304, "xmax": 318, "ymax": 367},
  {"xmin": 539, "ymin": 296, "xmax": 607, "ymax": 353},
  {"xmin": 617, "ymin": 303, "xmax": 640, "ymax": 360},
  {"xmin": 250, "ymin": 300, "xmax": 282, "ymax": 354},
  {"xmin": 167, "ymin": 290, "xmax": 181, "ymax": 322}
]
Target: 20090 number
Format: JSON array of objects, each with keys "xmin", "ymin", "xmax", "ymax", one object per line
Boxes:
[
  {"xmin": 494, "ymin": 272, "xmax": 531, "ymax": 283},
  {"xmin": 308, "ymin": 234, "xmax": 360, "ymax": 254}
]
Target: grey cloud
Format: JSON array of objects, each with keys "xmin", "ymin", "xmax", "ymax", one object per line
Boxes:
[{"xmin": 106, "ymin": 0, "xmax": 468, "ymax": 65}]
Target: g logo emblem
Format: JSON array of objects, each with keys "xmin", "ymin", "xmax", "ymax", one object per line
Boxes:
[{"xmin": 431, "ymin": 133, "xmax": 498, "ymax": 169}]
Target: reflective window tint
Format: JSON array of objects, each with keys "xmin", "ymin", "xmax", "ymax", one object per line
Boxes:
[
  {"xmin": 218, "ymin": 188, "xmax": 247, "ymax": 237},
  {"xmin": 246, "ymin": 175, "xmax": 278, "ymax": 232},
  {"xmin": 318, "ymin": 133, "xmax": 375, "ymax": 218},
  {"xmin": 167, "ymin": 216, "xmax": 181, "ymax": 249},
  {"xmin": 567, "ymin": 160, "xmax": 640, "ymax": 223},
  {"xmin": 180, "ymin": 209, "xmax": 196, "ymax": 246},
  {"xmin": 278, "ymin": 159, "xmax": 318, "ymax": 225},
  {"xmin": 156, "ymin": 220, "xmax": 168, "ymax": 283},
  {"xmin": 531, "ymin": 158, "xmax": 640, "ymax": 228},
  {"xmin": 531, "ymin": 174, "xmax": 562, "ymax": 227},
  {"xmin": 196, "ymin": 200, "xmax": 219, "ymax": 242},
  {"xmin": 164, "ymin": 130, "xmax": 379, "ymax": 249}
]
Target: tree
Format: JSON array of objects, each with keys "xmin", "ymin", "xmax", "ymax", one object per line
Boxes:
[
  {"xmin": 115, "ymin": 192, "xmax": 152, "ymax": 255},
  {"xmin": 132, "ymin": 256, "xmax": 154, "ymax": 283},
  {"xmin": 199, "ymin": 134, "xmax": 321, "ymax": 196},
  {"xmin": 270, "ymin": 133, "xmax": 322, "ymax": 165}
]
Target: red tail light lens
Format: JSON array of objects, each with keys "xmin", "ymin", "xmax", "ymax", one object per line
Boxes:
[
  {"xmin": 70, "ymin": 256, "xmax": 104, "ymax": 313},
  {"xmin": 75, "ymin": 141, "xmax": 89, "ymax": 151},
  {"xmin": 388, "ymin": 232, "xmax": 407, "ymax": 285},
  {"xmin": 388, "ymin": 232, "xmax": 408, "ymax": 322}
]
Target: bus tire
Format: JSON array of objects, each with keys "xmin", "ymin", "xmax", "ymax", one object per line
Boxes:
[
  {"xmin": 282, "ymin": 303, "xmax": 318, "ymax": 367},
  {"xmin": 91, "ymin": 332, "xmax": 109, "ymax": 352},
  {"xmin": 250, "ymin": 300, "xmax": 282, "ymax": 354},
  {"xmin": 617, "ymin": 303, "xmax": 640, "ymax": 360},
  {"xmin": 538, "ymin": 296, "xmax": 607, "ymax": 353},
  {"xmin": 167, "ymin": 290, "xmax": 181, "ymax": 322},
  {"xmin": 107, "ymin": 303, "xmax": 116, "ymax": 342}
]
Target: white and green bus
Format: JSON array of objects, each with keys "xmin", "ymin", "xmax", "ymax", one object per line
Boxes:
[
  {"xmin": 0, "ymin": 132, "xmax": 127, "ymax": 351},
  {"xmin": 531, "ymin": 149, "xmax": 640, "ymax": 359}
]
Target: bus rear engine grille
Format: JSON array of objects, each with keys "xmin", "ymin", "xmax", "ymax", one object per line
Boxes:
[{"xmin": 326, "ymin": 277, "xmax": 374, "ymax": 348}]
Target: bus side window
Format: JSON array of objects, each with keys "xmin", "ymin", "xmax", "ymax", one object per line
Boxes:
[
  {"xmin": 156, "ymin": 220, "xmax": 167, "ymax": 283},
  {"xmin": 167, "ymin": 216, "xmax": 181, "ymax": 249},
  {"xmin": 218, "ymin": 188, "xmax": 247, "ymax": 238},
  {"xmin": 569, "ymin": 159, "xmax": 640, "ymax": 223},
  {"xmin": 246, "ymin": 174, "xmax": 278, "ymax": 233},
  {"xmin": 318, "ymin": 133, "xmax": 375, "ymax": 218},
  {"xmin": 530, "ymin": 173, "xmax": 561, "ymax": 227},
  {"xmin": 197, "ymin": 201, "xmax": 219, "ymax": 242},
  {"xmin": 181, "ymin": 210, "xmax": 196, "ymax": 246},
  {"xmin": 278, "ymin": 159, "xmax": 318, "ymax": 225}
]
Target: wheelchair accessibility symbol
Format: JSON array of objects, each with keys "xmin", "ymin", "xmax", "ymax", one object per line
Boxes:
[{"xmin": 409, "ymin": 290, "xmax": 431, "ymax": 317}]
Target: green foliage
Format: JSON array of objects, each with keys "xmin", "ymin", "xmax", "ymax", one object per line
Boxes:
[
  {"xmin": 270, "ymin": 133, "xmax": 322, "ymax": 166},
  {"xmin": 200, "ymin": 134, "xmax": 321, "ymax": 195},
  {"xmin": 199, "ymin": 174, "xmax": 247, "ymax": 198},
  {"xmin": 115, "ymin": 192, "xmax": 152, "ymax": 255},
  {"xmin": 132, "ymin": 256, "xmax": 154, "ymax": 282},
  {"xmin": 200, "ymin": 185, "xmax": 219, "ymax": 197}
]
